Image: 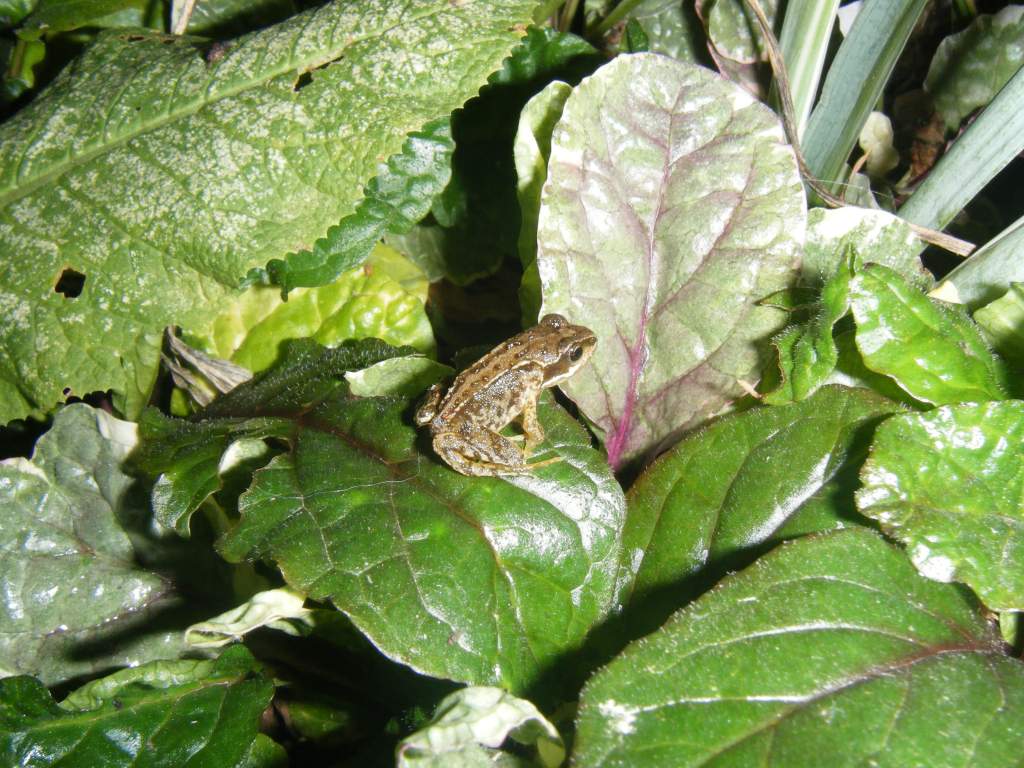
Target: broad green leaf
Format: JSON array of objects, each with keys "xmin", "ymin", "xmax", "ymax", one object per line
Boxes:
[
  {"xmin": 974, "ymin": 283, "xmax": 1024, "ymax": 368},
  {"xmin": 0, "ymin": 0, "xmax": 536, "ymax": 423},
  {"xmin": 186, "ymin": 587, "xmax": 313, "ymax": 648},
  {"xmin": 385, "ymin": 224, "xmax": 448, "ymax": 284},
  {"xmin": 248, "ymin": 118, "xmax": 455, "ymax": 295},
  {"xmin": 1, "ymin": 645, "xmax": 274, "ymax": 768},
  {"xmin": 621, "ymin": 386, "xmax": 897, "ymax": 633},
  {"xmin": 621, "ymin": 0, "xmax": 704, "ymax": 62},
  {"xmin": 0, "ymin": 0, "xmax": 36, "ymax": 26},
  {"xmin": 803, "ymin": 0, "xmax": 927, "ymax": 194},
  {"xmin": 858, "ymin": 401, "xmax": 1024, "ymax": 611},
  {"xmin": 344, "ymin": 355, "xmax": 451, "ymax": 398},
  {"xmin": 0, "ymin": 404, "xmax": 187, "ymax": 684},
  {"xmin": 802, "ymin": 207, "xmax": 930, "ymax": 290},
  {"xmin": 198, "ymin": 256, "xmax": 435, "ymax": 375},
  {"xmin": 575, "ymin": 529, "xmax": 1024, "ymax": 767},
  {"xmin": 139, "ymin": 338, "xmax": 408, "ymax": 535},
  {"xmin": 185, "ymin": 0, "xmax": 296, "ymax": 38},
  {"xmin": 925, "ymin": 5, "xmax": 1024, "ymax": 132},
  {"xmin": 707, "ymin": 0, "xmax": 778, "ymax": 64},
  {"xmin": 396, "ymin": 687, "xmax": 565, "ymax": 768},
  {"xmin": 514, "ymin": 80, "xmax": 572, "ymax": 326},
  {"xmin": 537, "ymin": 53, "xmax": 804, "ymax": 469},
  {"xmin": 16, "ymin": 0, "xmax": 138, "ymax": 39},
  {"xmin": 142, "ymin": 338, "xmax": 626, "ymax": 693},
  {"xmin": 850, "ymin": 263, "xmax": 1007, "ymax": 405}
]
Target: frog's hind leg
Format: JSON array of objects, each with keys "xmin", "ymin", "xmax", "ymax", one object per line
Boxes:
[{"xmin": 432, "ymin": 431, "xmax": 528, "ymax": 477}]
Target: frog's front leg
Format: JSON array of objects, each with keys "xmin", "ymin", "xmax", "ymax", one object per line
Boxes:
[
  {"xmin": 519, "ymin": 394, "xmax": 545, "ymax": 456},
  {"xmin": 432, "ymin": 430, "xmax": 528, "ymax": 477}
]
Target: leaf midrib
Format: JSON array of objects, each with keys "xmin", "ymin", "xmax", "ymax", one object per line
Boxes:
[{"xmin": 0, "ymin": 1, "xmax": 452, "ymax": 209}]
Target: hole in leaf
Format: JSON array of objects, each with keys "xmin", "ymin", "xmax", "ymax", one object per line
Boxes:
[
  {"xmin": 54, "ymin": 268, "xmax": 85, "ymax": 299},
  {"xmin": 293, "ymin": 71, "xmax": 313, "ymax": 91}
]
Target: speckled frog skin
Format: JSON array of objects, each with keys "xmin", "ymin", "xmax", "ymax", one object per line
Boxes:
[{"xmin": 415, "ymin": 314, "xmax": 597, "ymax": 476}]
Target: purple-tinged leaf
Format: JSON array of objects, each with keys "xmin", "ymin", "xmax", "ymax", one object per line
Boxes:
[{"xmin": 537, "ymin": 53, "xmax": 804, "ymax": 469}]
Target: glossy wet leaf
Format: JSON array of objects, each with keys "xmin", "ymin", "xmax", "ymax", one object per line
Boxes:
[
  {"xmin": 707, "ymin": 0, "xmax": 779, "ymax": 63},
  {"xmin": 185, "ymin": 0, "xmax": 296, "ymax": 38},
  {"xmin": 621, "ymin": 386, "xmax": 898, "ymax": 631},
  {"xmin": 621, "ymin": 0, "xmax": 704, "ymax": 62},
  {"xmin": 858, "ymin": 401, "xmax": 1024, "ymax": 611},
  {"xmin": 249, "ymin": 118, "xmax": 455, "ymax": 295},
  {"xmin": 0, "ymin": 404, "xmax": 186, "ymax": 684},
  {"xmin": 142, "ymin": 339, "xmax": 625, "ymax": 693},
  {"xmin": 0, "ymin": 0, "xmax": 536, "ymax": 423},
  {"xmin": 397, "ymin": 687, "xmax": 564, "ymax": 768},
  {"xmin": 576, "ymin": 529, "xmax": 1024, "ymax": 767},
  {"xmin": 197, "ymin": 256, "xmax": 434, "ymax": 375},
  {"xmin": 0, "ymin": 645, "xmax": 274, "ymax": 768},
  {"xmin": 538, "ymin": 53, "xmax": 804, "ymax": 469},
  {"xmin": 850, "ymin": 263, "xmax": 1007, "ymax": 405},
  {"xmin": 925, "ymin": 6, "xmax": 1024, "ymax": 131},
  {"xmin": 974, "ymin": 283, "xmax": 1024, "ymax": 369}
]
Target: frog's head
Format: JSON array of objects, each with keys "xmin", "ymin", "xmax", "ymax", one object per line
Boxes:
[{"xmin": 537, "ymin": 313, "xmax": 597, "ymax": 386}]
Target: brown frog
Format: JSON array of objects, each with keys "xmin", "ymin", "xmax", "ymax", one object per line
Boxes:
[{"xmin": 415, "ymin": 314, "xmax": 597, "ymax": 476}]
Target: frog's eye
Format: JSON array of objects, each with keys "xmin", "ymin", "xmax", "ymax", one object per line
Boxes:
[{"xmin": 569, "ymin": 345, "xmax": 584, "ymax": 362}]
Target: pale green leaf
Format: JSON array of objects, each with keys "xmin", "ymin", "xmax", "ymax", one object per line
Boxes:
[
  {"xmin": 707, "ymin": 0, "xmax": 778, "ymax": 64},
  {"xmin": 185, "ymin": 587, "xmax": 313, "ymax": 648},
  {"xmin": 974, "ymin": 283, "xmax": 1024, "ymax": 367},
  {"xmin": 925, "ymin": 5, "xmax": 1024, "ymax": 132},
  {"xmin": 575, "ymin": 529, "xmax": 1023, "ymax": 767},
  {"xmin": 0, "ymin": 0, "xmax": 536, "ymax": 423},
  {"xmin": 0, "ymin": 404, "xmax": 186, "ymax": 684},
  {"xmin": 622, "ymin": 0, "xmax": 704, "ymax": 62},
  {"xmin": 397, "ymin": 687, "xmax": 565, "ymax": 768},
  {"xmin": 537, "ymin": 53, "xmax": 804, "ymax": 469},
  {"xmin": 344, "ymin": 355, "xmax": 451, "ymax": 398},
  {"xmin": 936, "ymin": 215, "xmax": 1024, "ymax": 309},
  {"xmin": 858, "ymin": 401, "xmax": 1024, "ymax": 611}
]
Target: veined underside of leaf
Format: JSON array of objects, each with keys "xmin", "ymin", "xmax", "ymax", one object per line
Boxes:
[
  {"xmin": 0, "ymin": 0, "xmax": 536, "ymax": 423},
  {"xmin": 536, "ymin": 53, "xmax": 805, "ymax": 469}
]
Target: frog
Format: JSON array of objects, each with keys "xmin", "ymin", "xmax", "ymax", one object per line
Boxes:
[{"xmin": 415, "ymin": 313, "xmax": 597, "ymax": 477}]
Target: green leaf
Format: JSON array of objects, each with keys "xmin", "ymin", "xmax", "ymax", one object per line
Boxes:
[
  {"xmin": 925, "ymin": 6, "xmax": 1024, "ymax": 132},
  {"xmin": 185, "ymin": 0, "xmax": 297, "ymax": 38},
  {"xmin": 774, "ymin": 0, "xmax": 838, "ymax": 136},
  {"xmin": 139, "ymin": 338, "xmax": 408, "ymax": 535},
  {"xmin": 619, "ymin": 0, "xmax": 705, "ymax": 62},
  {"xmin": 0, "ymin": 0, "xmax": 36, "ymax": 27},
  {"xmin": 16, "ymin": 0, "xmax": 139, "ymax": 39},
  {"xmin": 343, "ymin": 355, "xmax": 452, "ymax": 398},
  {"xmin": 936, "ymin": 215, "xmax": 1024, "ymax": 310},
  {"xmin": 0, "ymin": 0, "xmax": 537, "ymax": 423},
  {"xmin": 396, "ymin": 687, "xmax": 565, "ymax": 768},
  {"xmin": 1, "ymin": 645, "xmax": 274, "ymax": 768},
  {"xmin": 0, "ymin": 404, "xmax": 189, "ymax": 684},
  {"xmin": 248, "ymin": 118, "xmax": 455, "ymax": 295},
  {"xmin": 575, "ymin": 529, "xmax": 1023, "ymax": 767},
  {"xmin": 514, "ymin": 79, "xmax": 572, "ymax": 326},
  {"xmin": 707, "ymin": 0, "xmax": 778, "ymax": 64},
  {"xmin": 849, "ymin": 263, "xmax": 1007, "ymax": 405},
  {"xmin": 537, "ymin": 53, "xmax": 804, "ymax": 469},
  {"xmin": 802, "ymin": 0, "xmax": 927, "ymax": 194},
  {"xmin": 620, "ymin": 386, "xmax": 898, "ymax": 633},
  {"xmin": 185, "ymin": 587, "xmax": 313, "ymax": 648},
  {"xmin": 198, "ymin": 256, "xmax": 435, "ymax": 375},
  {"xmin": 974, "ymin": 283, "xmax": 1024, "ymax": 368},
  {"xmin": 142, "ymin": 339, "xmax": 626, "ymax": 693},
  {"xmin": 858, "ymin": 401, "xmax": 1024, "ymax": 611}
]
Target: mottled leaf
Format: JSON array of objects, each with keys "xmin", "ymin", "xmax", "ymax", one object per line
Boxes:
[
  {"xmin": 576, "ymin": 529, "xmax": 1024, "ymax": 767},
  {"xmin": 850, "ymin": 263, "xmax": 1007, "ymax": 405},
  {"xmin": 397, "ymin": 687, "xmax": 564, "ymax": 768},
  {"xmin": 926, "ymin": 6, "xmax": 1024, "ymax": 131},
  {"xmin": 707, "ymin": 0, "xmax": 779, "ymax": 63},
  {"xmin": 0, "ymin": 404, "xmax": 186, "ymax": 684},
  {"xmin": 623, "ymin": 0, "xmax": 705, "ymax": 62},
  {"xmin": 537, "ymin": 53, "xmax": 804, "ymax": 469},
  {"xmin": 620, "ymin": 386, "xmax": 897, "ymax": 633},
  {"xmin": 858, "ymin": 401, "xmax": 1024, "ymax": 611},
  {"xmin": 0, "ymin": 645, "xmax": 274, "ymax": 768},
  {"xmin": 142, "ymin": 339, "xmax": 625, "ymax": 693},
  {"xmin": 0, "ymin": 0, "xmax": 536, "ymax": 422}
]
